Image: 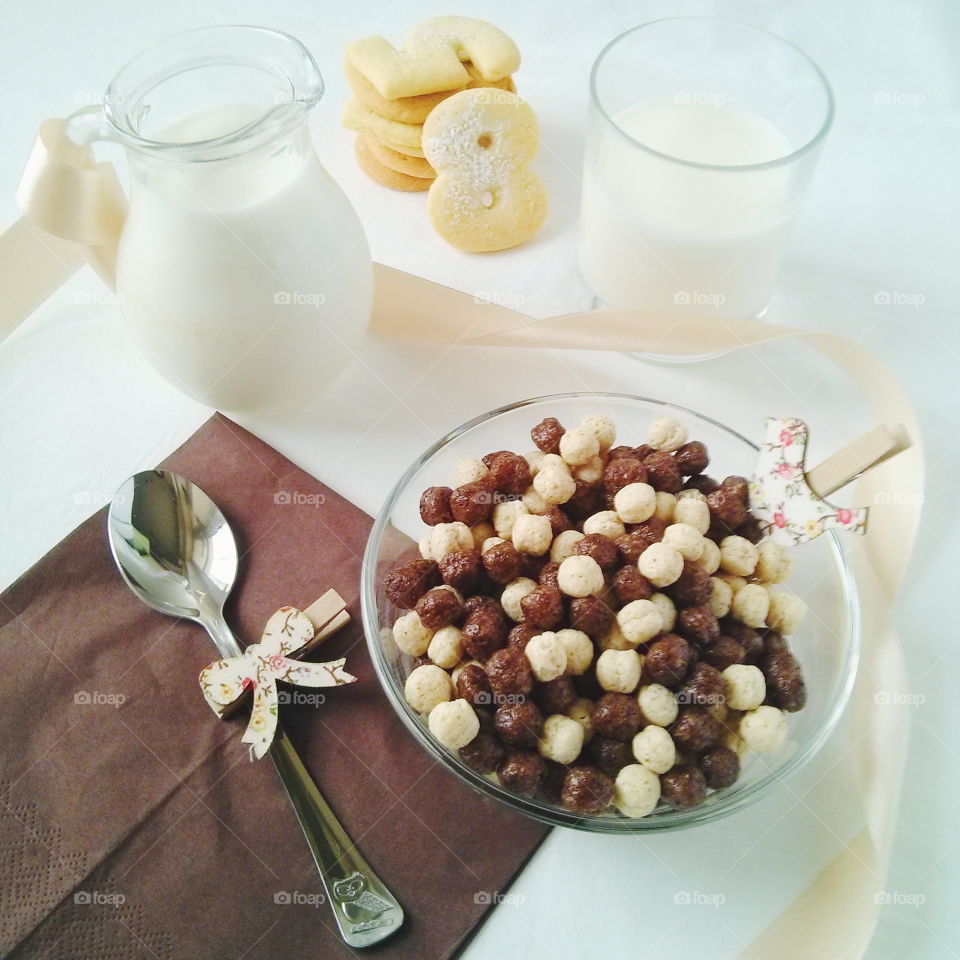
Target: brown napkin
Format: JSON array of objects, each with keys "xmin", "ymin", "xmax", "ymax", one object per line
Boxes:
[{"xmin": 0, "ymin": 414, "xmax": 548, "ymax": 959}]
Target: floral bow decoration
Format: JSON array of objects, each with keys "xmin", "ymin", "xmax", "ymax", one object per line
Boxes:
[
  {"xmin": 198, "ymin": 591, "xmax": 355, "ymax": 758},
  {"xmin": 749, "ymin": 417, "xmax": 868, "ymax": 547}
]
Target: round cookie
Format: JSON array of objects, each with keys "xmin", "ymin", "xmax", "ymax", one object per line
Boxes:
[
  {"xmin": 422, "ymin": 89, "xmax": 548, "ymax": 252},
  {"xmin": 363, "ymin": 132, "xmax": 436, "ymax": 178},
  {"xmin": 377, "ymin": 138, "xmax": 427, "ymax": 158},
  {"xmin": 344, "ymin": 58, "xmax": 514, "ymax": 125},
  {"xmin": 343, "ymin": 99, "xmax": 423, "ymax": 150},
  {"xmin": 354, "ymin": 135, "xmax": 433, "ymax": 192}
]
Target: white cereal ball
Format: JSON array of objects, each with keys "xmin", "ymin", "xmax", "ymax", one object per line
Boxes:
[
  {"xmin": 638, "ymin": 542, "xmax": 684, "ymax": 588},
  {"xmin": 676, "ymin": 488, "xmax": 706, "ymax": 503},
  {"xmin": 718, "ymin": 572, "xmax": 748, "ymax": 594},
  {"xmin": 567, "ymin": 697, "xmax": 594, "ymax": 742},
  {"xmin": 731, "ymin": 583, "xmax": 770, "ymax": 628},
  {"xmin": 673, "ymin": 498, "xmax": 710, "ymax": 535},
  {"xmin": 740, "ymin": 705, "xmax": 788, "ymax": 754},
  {"xmin": 637, "ymin": 683, "xmax": 679, "ymax": 727},
  {"xmin": 492, "ymin": 500, "xmax": 528, "ymax": 539},
  {"xmin": 597, "ymin": 648, "xmax": 643, "ymax": 694},
  {"xmin": 404, "ymin": 664, "xmax": 453, "ymax": 713},
  {"xmin": 699, "ymin": 538, "xmax": 721, "ymax": 575},
  {"xmin": 500, "ymin": 577, "xmax": 538, "ymax": 621},
  {"xmin": 557, "ymin": 555, "xmax": 605, "ymax": 598},
  {"xmin": 512, "ymin": 513, "xmax": 553, "ymax": 556},
  {"xmin": 582, "ymin": 510, "xmax": 627, "ymax": 539},
  {"xmin": 429, "ymin": 521, "xmax": 474, "ymax": 560},
  {"xmin": 559, "ymin": 427, "xmax": 600, "ymax": 466},
  {"xmin": 533, "ymin": 467, "xmax": 576, "ymax": 505},
  {"xmin": 599, "ymin": 621, "xmax": 635, "ymax": 651},
  {"xmin": 540, "ymin": 453, "xmax": 566, "ymax": 472},
  {"xmin": 538, "ymin": 714, "xmax": 585, "ymax": 763},
  {"xmin": 428, "ymin": 698, "xmax": 480, "ymax": 750},
  {"xmin": 614, "ymin": 764, "xmax": 661, "ymax": 818},
  {"xmin": 653, "ymin": 491, "xmax": 676, "ymax": 523},
  {"xmin": 556, "ymin": 628, "xmax": 593, "ymax": 675},
  {"xmin": 648, "ymin": 415, "xmax": 688, "ymax": 452},
  {"xmin": 662, "ymin": 523, "xmax": 705, "ymax": 561},
  {"xmin": 428, "ymin": 625, "xmax": 464, "ymax": 669},
  {"xmin": 649, "ymin": 592, "xmax": 677, "ymax": 632},
  {"xmin": 418, "ymin": 534, "xmax": 433, "ymax": 560},
  {"xmin": 631, "ymin": 725, "xmax": 676, "ymax": 774},
  {"xmin": 756, "ymin": 539, "xmax": 792, "ymax": 584},
  {"xmin": 767, "ymin": 592, "xmax": 807, "ymax": 635},
  {"xmin": 482, "ymin": 536, "xmax": 506, "ymax": 554},
  {"xmin": 470, "ymin": 522, "xmax": 495, "ymax": 550},
  {"xmin": 617, "ymin": 599, "xmax": 663, "ymax": 645},
  {"xmin": 550, "ymin": 529, "xmax": 585, "ymax": 563},
  {"xmin": 723, "ymin": 664, "xmax": 766, "ymax": 711},
  {"xmin": 525, "ymin": 631, "xmax": 568, "ymax": 681},
  {"xmin": 578, "ymin": 414, "xmax": 617, "ymax": 452},
  {"xmin": 573, "ymin": 455, "xmax": 605, "ymax": 485},
  {"xmin": 614, "ymin": 482, "xmax": 657, "ymax": 523},
  {"xmin": 392, "ymin": 611, "xmax": 434, "ymax": 655},
  {"xmin": 521, "ymin": 486, "xmax": 551, "ymax": 515},
  {"xmin": 719, "ymin": 535, "xmax": 759, "ymax": 577},
  {"xmin": 452, "ymin": 457, "xmax": 489, "ymax": 487},
  {"xmin": 709, "ymin": 577, "xmax": 734, "ymax": 618},
  {"xmin": 524, "ymin": 449, "xmax": 546, "ymax": 474}
]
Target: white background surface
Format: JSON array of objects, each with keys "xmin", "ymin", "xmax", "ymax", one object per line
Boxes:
[{"xmin": 1, "ymin": 1, "xmax": 957, "ymax": 958}]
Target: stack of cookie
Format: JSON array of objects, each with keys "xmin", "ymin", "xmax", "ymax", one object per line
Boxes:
[{"xmin": 343, "ymin": 16, "xmax": 520, "ymax": 192}]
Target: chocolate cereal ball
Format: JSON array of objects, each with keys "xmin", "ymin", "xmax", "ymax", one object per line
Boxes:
[
  {"xmin": 533, "ymin": 675, "xmax": 578, "ymax": 716},
  {"xmin": 459, "ymin": 732, "xmax": 505, "ymax": 774},
  {"xmin": 591, "ymin": 693, "xmax": 642, "ymax": 742},
  {"xmin": 669, "ymin": 559, "xmax": 713, "ymax": 608},
  {"xmin": 438, "ymin": 549, "xmax": 487, "ymax": 594},
  {"xmin": 569, "ymin": 596, "xmax": 615, "ymax": 639},
  {"xmin": 603, "ymin": 458, "xmax": 648, "ymax": 500},
  {"xmin": 723, "ymin": 620, "xmax": 765, "ymax": 663},
  {"xmin": 677, "ymin": 605, "xmax": 720, "ymax": 646},
  {"xmin": 494, "ymin": 701, "xmax": 544, "ymax": 749},
  {"xmin": 462, "ymin": 604, "xmax": 508, "ymax": 661},
  {"xmin": 482, "ymin": 540, "xmax": 524, "ymax": 584},
  {"xmin": 677, "ymin": 663, "xmax": 726, "ymax": 708},
  {"xmin": 762, "ymin": 649, "xmax": 807, "ymax": 712},
  {"xmin": 456, "ymin": 663, "xmax": 494, "ymax": 708},
  {"xmin": 507, "ymin": 622, "xmax": 540, "ymax": 651},
  {"xmin": 611, "ymin": 566, "xmax": 653, "ymax": 605},
  {"xmin": 702, "ymin": 636, "xmax": 747, "ymax": 671},
  {"xmin": 660, "ymin": 766, "xmax": 708, "ymax": 808},
  {"xmin": 698, "ymin": 745, "xmax": 740, "ymax": 789},
  {"xmin": 642, "ymin": 451, "xmax": 683, "ymax": 494},
  {"xmin": 486, "ymin": 452, "xmax": 531, "ymax": 495},
  {"xmin": 384, "ymin": 558, "xmax": 441, "ymax": 609},
  {"xmin": 669, "ymin": 707, "xmax": 720, "ymax": 753},
  {"xmin": 419, "ymin": 486, "xmax": 454, "ymax": 526},
  {"xmin": 644, "ymin": 634, "xmax": 694, "ymax": 689},
  {"xmin": 587, "ymin": 735, "xmax": 635, "ymax": 776},
  {"xmin": 706, "ymin": 487, "xmax": 748, "ymax": 533},
  {"xmin": 415, "ymin": 587, "xmax": 464, "ymax": 630},
  {"xmin": 674, "ymin": 441, "xmax": 709, "ymax": 477},
  {"xmin": 498, "ymin": 751, "xmax": 547, "ymax": 797},
  {"xmin": 449, "ymin": 479, "xmax": 495, "ymax": 526},
  {"xmin": 485, "ymin": 647, "xmax": 534, "ymax": 698},
  {"xmin": 573, "ymin": 533, "xmax": 620, "ymax": 572},
  {"xmin": 520, "ymin": 585, "xmax": 566, "ymax": 630},
  {"xmin": 531, "ymin": 417, "xmax": 565, "ymax": 455},
  {"xmin": 538, "ymin": 561, "xmax": 561, "ymax": 590},
  {"xmin": 561, "ymin": 765, "xmax": 615, "ymax": 814}
]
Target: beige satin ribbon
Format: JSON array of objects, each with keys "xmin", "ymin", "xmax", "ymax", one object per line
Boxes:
[{"xmin": 2, "ymin": 118, "xmax": 923, "ymax": 959}]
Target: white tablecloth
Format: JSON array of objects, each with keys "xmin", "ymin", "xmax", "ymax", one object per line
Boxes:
[{"xmin": 1, "ymin": 2, "xmax": 955, "ymax": 957}]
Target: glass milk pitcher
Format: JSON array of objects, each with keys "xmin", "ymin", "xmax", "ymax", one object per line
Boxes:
[{"xmin": 66, "ymin": 26, "xmax": 372, "ymax": 414}]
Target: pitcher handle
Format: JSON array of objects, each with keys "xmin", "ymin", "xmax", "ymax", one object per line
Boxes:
[{"xmin": 0, "ymin": 113, "xmax": 126, "ymax": 343}]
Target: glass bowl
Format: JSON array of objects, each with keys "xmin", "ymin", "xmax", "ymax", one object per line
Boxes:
[{"xmin": 360, "ymin": 394, "xmax": 859, "ymax": 832}]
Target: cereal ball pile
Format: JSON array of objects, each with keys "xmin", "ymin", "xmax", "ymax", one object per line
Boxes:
[{"xmin": 383, "ymin": 412, "xmax": 809, "ymax": 818}]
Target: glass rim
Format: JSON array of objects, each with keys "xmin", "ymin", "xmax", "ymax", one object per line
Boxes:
[
  {"xmin": 103, "ymin": 24, "xmax": 323, "ymax": 160},
  {"xmin": 361, "ymin": 391, "xmax": 861, "ymax": 833},
  {"xmin": 589, "ymin": 17, "xmax": 835, "ymax": 173}
]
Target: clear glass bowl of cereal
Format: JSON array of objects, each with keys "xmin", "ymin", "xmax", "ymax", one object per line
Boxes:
[{"xmin": 360, "ymin": 393, "xmax": 860, "ymax": 832}]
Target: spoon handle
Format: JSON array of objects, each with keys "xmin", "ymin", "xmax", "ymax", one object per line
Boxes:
[{"xmin": 201, "ymin": 615, "xmax": 403, "ymax": 947}]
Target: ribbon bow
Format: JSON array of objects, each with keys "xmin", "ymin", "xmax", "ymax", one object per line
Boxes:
[{"xmin": 199, "ymin": 597, "xmax": 356, "ymax": 758}]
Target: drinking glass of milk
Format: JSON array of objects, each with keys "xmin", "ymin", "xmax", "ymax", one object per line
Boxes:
[
  {"xmin": 64, "ymin": 26, "xmax": 372, "ymax": 414},
  {"xmin": 579, "ymin": 18, "xmax": 833, "ymax": 318}
]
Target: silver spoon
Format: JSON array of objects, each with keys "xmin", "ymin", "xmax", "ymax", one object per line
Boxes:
[{"xmin": 107, "ymin": 469, "xmax": 403, "ymax": 948}]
